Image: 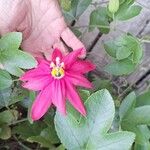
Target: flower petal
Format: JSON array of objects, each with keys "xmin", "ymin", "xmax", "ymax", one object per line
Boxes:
[
  {"xmin": 31, "ymin": 84, "xmax": 52, "ymax": 121},
  {"xmin": 65, "ymin": 72, "xmax": 92, "ymax": 89},
  {"xmin": 65, "ymin": 81, "xmax": 86, "ymax": 116},
  {"xmin": 69, "ymin": 60, "xmax": 96, "ymax": 74},
  {"xmin": 63, "ymin": 48, "xmax": 83, "ymax": 69},
  {"xmin": 22, "ymin": 75, "xmax": 53, "ymax": 91},
  {"xmin": 50, "ymin": 79, "xmax": 66, "ymax": 115},
  {"xmin": 52, "ymin": 48, "xmax": 63, "ymax": 62},
  {"xmin": 36, "ymin": 57, "xmax": 50, "ymax": 66},
  {"xmin": 20, "ymin": 68, "xmax": 50, "ymax": 81},
  {"xmin": 37, "ymin": 58, "xmax": 50, "ymax": 72}
]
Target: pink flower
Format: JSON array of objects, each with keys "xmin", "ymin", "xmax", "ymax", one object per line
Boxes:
[{"xmin": 20, "ymin": 48, "xmax": 95, "ymax": 121}]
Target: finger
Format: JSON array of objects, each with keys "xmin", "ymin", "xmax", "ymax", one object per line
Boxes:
[
  {"xmin": 44, "ymin": 40, "xmax": 69, "ymax": 61},
  {"xmin": 25, "ymin": 50, "xmax": 44, "ymax": 59},
  {"xmin": 43, "ymin": 48, "xmax": 53, "ymax": 61},
  {"xmin": 53, "ymin": 40, "xmax": 69, "ymax": 56},
  {"xmin": 61, "ymin": 27, "xmax": 86, "ymax": 58},
  {"xmin": 43, "ymin": 40, "xmax": 69, "ymax": 61}
]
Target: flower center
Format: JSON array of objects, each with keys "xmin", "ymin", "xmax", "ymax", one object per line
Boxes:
[{"xmin": 50, "ymin": 57, "xmax": 65, "ymax": 79}]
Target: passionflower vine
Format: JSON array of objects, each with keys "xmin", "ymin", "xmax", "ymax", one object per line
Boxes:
[{"xmin": 20, "ymin": 48, "xmax": 95, "ymax": 121}]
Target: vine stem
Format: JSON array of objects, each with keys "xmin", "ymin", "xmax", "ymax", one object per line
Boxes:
[
  {"xmin": 141, "ymin": 39, "xmax": 150, "ymax": 43},
  {"xmin": 8, "ymin": 118, "xmax": 28, "ymax": 126},
  {"xmin": 13, "ymin": 79, "xmax": 19, "ymax": 82},
  {"xmin": 117, "ymin": 84, "xmax": 134, "ymax": 101},
  {"xmin": 13, "ymin": 135, "xmax": 32, "ymax": 150},
  {"xmin": 6, "ymin": 106, "xmax": 17, "ymax": 119},
  {"xmin": 72, "ymin": 24, "xmax": 110, "ymax": 29},
  {"xmin": 90, "ymin": 1, "xmax": 109, "ymax": 7}
]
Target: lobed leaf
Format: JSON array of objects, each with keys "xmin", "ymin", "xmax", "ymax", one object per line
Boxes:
[
  {"xmin": 89, "ymin": 7, "xmax": 110, "ymax": 34},
  {"xmin": 55, "ymin": 90, "xmax": 135, "ymax": 150},
  {"xmin": 0, "ymin": 69, "xmax": 12, "ymax": 90},
  {"xmin": 119, "ymin": 91, "xmax": 150, "ymax": 149},
  {"xmin": 115, "ymin": 2, "xmax": 142, "ymax": 21},
  {"xmin": 104, "ymin": 34, "xmax": 143, "ymax": 76},
  {"xmin": 104, "ymin": 59, "xmax": 136, "ymax": 75},
  {"xmin": 0, "ymin": 32, "xmax": 22, "ymax": 51}
]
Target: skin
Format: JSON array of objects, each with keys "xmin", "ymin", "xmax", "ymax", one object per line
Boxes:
[{"xmin": 0, "ymin": 0, "xmax": 85, "ymax": 60}]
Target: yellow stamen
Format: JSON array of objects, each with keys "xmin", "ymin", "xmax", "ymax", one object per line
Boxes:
[
  {"xmin": 50, "ymin": 57, "xmax": 65, "ymax": 79},
  {"xmin": 51, "ymin": 67, "xmax": 64, "ymax": 78}
]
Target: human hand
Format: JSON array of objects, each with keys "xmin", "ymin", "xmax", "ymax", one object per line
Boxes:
[{"xmin": 0, "ymin": 0, "xmax": 86, "ymax": 60}]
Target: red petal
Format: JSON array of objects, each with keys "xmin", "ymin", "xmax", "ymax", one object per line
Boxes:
[
  {"xmin": 69, "ymin": 60, "xmax": 96, "ymax": 74},
  {"xmin": 63, "ymin": 48, "xmax": 83, "ymax": 69},
  {"xmin": 36, "ymin": 57, "xmax": 50, "ymax": 65},
  {"xmin": 31, "ymin": 84, "xmax": 52, "ymax": 121},
  {"xmin": 50, "ymin": 79, "xmax": 66, "ymax": 115},
  {"xmin": 66, "ymin": 81, "xmax": 86, "ymax": 116},
  {"xmin": 35, "ymin": 57, "xmax": 50, "ymax": 71},
  {"xmin": 52, "ymin": 48, "xmax": 63, "ymax": 62},
  {"xmin": 20, "ymin": 68, "xmax": 50, "ymax": 81},
  {"xmin": 22, "ymin": 75, "xmax": 53, "ymax": 91},
  {"xmin": 65, "ymin": 72, "xmax": 92, "ymax": 89}
]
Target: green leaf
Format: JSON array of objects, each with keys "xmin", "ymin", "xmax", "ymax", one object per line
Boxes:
[
  {"xmin": 125, "ymin": 106, "xmax": 150, "ymax": 125},
  {"xmin": 0, "ymin": 32, "xmax": 22, "ymax": 50},
  {"xmin": 0, "ymin": 125, "xmax": 11, "ymax": 140},
  {"xmin": 11, "ymin": 88, "xmax": 29, "ymax": 105},
  {"xmin": 0, "ymin": 110, "xmax": 19, "ymax": 125},
  {"xmin": 136, "ymin": 90, "xmax": 150, "ymax": 107},
  {"xmin": 72, "ymin": 0, "xmax": 92, "ymax": 18},
  {"xmin": 115, "ymin": 2, "xmax": 142, "ymax": 21},
  {"xmin": 78, "ymin": 89, "xmax": 90, "ymax": 101},
  {"xmin": 119, "ymin": 0, "xmax": 125, "ymax": 5},
  {"xmin": 55, "ymin": 90, "xmax": 135, "ymax": 150},
  {"xmin": 0, "ymin": 32, "xmax": 37, "ymax": 75},
  {"xmin": 1, "ymin": 49, "xmax": 37, "ymax": 69},
  {"xmin": 104, "ymin": 34, "xmax": 143, "ymax": 63},
  {"xmin": 64, "ymin": 0, "xmax": 91, "ymax": 21},
  {"xmin": 104, "ymin": 41, "xmax": 117, "ymax": 57},
  {"xmin": 89, "ymin": 7, "xmax": 110, "ymax": 33},
  {"xmin": 104, "ymin": 34, "xmax": 143, "ymax": 75},
  {"xmin": 13, "ymin": 113, "xmax": 59, "ymax": 147},
  {"xmin": 91, "ymin": 78, "xmax": 113, "ymax": 94},
  {"xmin": 120, "ymin": 92, "xmax": 150, "ymax": 127},
  {"xmin": 104, "ymin": 59, "xmax": 136, "ymax": 75},
  {"xmin": 119, "ymin": 92, "xmax": 150, "ymax": 149},
  {"xmin": 27, "ymin": 136, "xmax": 53, "ymax": 148},
  {"xmin": 119, "ymin": 92, "xmax": 136, "ymax": 121},
  {"xmin": 0, "ymin": 87, "xmax": 28, "ymax": 109},
  {"xmin": 0, "ymin": 69, "xmax": 12, "ymax": 90},
  {"xmin": 133, "ymin": 125, "xmax": 150, "ymax": 150},
  {"xmin": 116, "ymin": 47, "xmax": 131, "ymax": 60},
  {"xmin": 108, "ymin": 0, "xmax": 120, "ymax": 13},
  {"xmin": 43, "ymin": 115, "xmax": 60, "ymax": 144},
  {"xmin": 28, "ymin": 127, "xmax": 59, "ymax": 148},
  {"xmin": 40, "ymin": 127, "xmax": 59, "ymax": 144},
  {"xmin": 3, "ymin": 62, "xmax": 24, "ymax": 77},
  {"xmin": 0, "ymin": 88, "xmax": 11, "ymax": 109},
  {"xmin": 56, "ymin": 145, "xmax": 65, "ymax": 150},
  {"xmin": 60, "ymin": 0, "xmax": 72, "ymax": 12},
  {"xmin": 121, "ymin": 34, "xmax": 143, "ymax": 63},
  {"xmin": 13, "ymin": 121, "xmax": 46, "ymax": 140}
]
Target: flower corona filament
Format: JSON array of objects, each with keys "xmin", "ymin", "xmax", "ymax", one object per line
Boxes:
[{"xmin": 50, "ymin": 57, "xmax": 65, "ymax": 79}]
